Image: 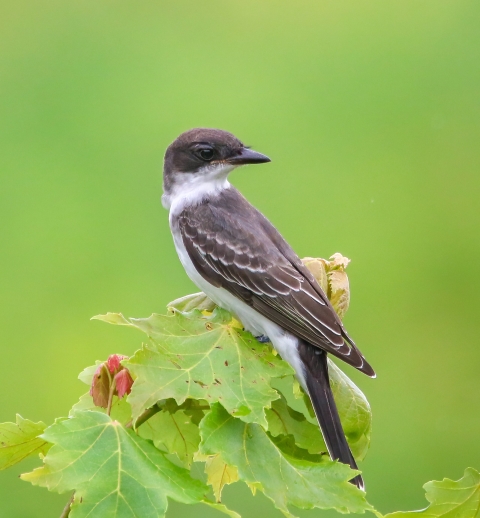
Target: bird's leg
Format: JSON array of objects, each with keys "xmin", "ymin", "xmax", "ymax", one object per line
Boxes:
[{"xmin": 255, "ymin": 334, "xmax": 271, "ymax": 343}]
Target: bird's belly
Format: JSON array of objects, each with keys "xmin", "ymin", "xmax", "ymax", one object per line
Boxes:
[
  {"xmin": 171, "ymin": 225, "xmax": 262, "ymax": 333},
  {"xmin": 170, "ymin": 224, "xmax": 307, "ymax": 387}
]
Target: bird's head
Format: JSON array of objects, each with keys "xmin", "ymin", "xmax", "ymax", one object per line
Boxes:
[{"xmin": 162, "ymin": 128, "xmax": 270, "ymax": 210}]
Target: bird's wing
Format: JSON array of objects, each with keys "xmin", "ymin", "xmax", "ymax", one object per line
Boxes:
[{"xmin": 177, "ymin": 195, "xmax": 374, "ymax": 375}]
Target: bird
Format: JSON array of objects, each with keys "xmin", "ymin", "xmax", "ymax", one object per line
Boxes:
[{"xmin": 162, "ymin": 128, "xmax": 375, "ymax": 490}]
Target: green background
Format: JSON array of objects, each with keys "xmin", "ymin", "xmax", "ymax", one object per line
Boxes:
[{"xmin": 1, "ymin": 1, "xmax": 479, "ymax": 516}]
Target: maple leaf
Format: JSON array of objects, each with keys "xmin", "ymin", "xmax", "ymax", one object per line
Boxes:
[
  {"xmin": 138, "ymin": 400, "xmax": 203, "ymax": 469},
  {"xmin": 385, "ymin": 468, "xmax": 480, "ymax": 518},
  {"xmin": 94, "ymin": 308, "xmax": 292, "ymax": 427},
  {"xmin": 0, "ymin": 415, "xmax": 49, "ymax": 470},
  {"xmin": 199, "ymin": 403, "xmax": 374, "ymax": 517},
  {"xmin": 21, "ymin": 411, "xmax": 208, "ymax": 518}
]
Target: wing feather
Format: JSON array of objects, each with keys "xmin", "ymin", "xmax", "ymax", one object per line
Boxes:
[{"xmin": 176, "ymin": 190, "xmax": 374, "ymax": 375}]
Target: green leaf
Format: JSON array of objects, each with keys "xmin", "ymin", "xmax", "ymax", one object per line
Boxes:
[
  {"xmin": 385, "ymin": 468, "xmax": 480, "ymax": 518},
  {"xmin": 204, "ymin": 501, "xmax": 241, "ymax": 518},
  {"xmin": 106, "ymin": 308, "xmax": 292, "ymax": 427},
  {"xmin": 168, "ymin": 292, "xmax": 216, "ymax": 312},
  {"xmin": 199, "ymin": 403, "xmax": 373, "ymax": 517},
  {"xmin": 0, "ymin": 415, "xmax": 50, "ymax": 470},
  {"xmin": 138, "ymin": 403, "xmax": 202, "ymax": 468},
  {"xmin": 329, "ymin": 360, "xmax": 372, "ymax": 460},
  {"xmin": 78, "ymin": 361, "xmax": 103, "ymax": 385},
  {"xmin": 267, "ymin": 433, "xmax": 325, "ymax": 463},
  {"xmin": 265, "ymin": 394, "xmax": 325, "ymax": 454},
  {"xmin": 194, "ymin": 452, "xmax": 239, "ymax": 503},
  {"xmin": 96, "ymin": 306, "xmax": 372, "ymax": 459},
  {"xmin": 21, "ymin": 411, "xmax": 208, "ymax": 518},
  {"xmin": 70, "ymin": 392, "xmax": 133, "ymax": 426},
  {"xmin": 91, "ymin": 312, "xmax": 133, "ymax": 326}
]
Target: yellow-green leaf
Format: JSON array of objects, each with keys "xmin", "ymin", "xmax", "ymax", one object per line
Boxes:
[
  {"xmin": 138, "ymin": 405, "xmax": 201, "ymax": 468},
  {"xmin": 302, "ymin": 257, "xmax": 329, "ymax": 293},
  {"xmin": 195, "ymin": 452, "xmax": 239, "ymax": 502},
  {"xmin": 0, "ymin": 415, "xmax": 49, "ymax": 470},
  {"xmin": 21, "ymin": 411, "xmax": 208, "ymax": 518},
  {"xmin": 199, "ymin": 403, "xmax": 373, "ymax": 517},
  {"xmin": 91, "ymin": 312, "xmax": 132, "ymax": 326},
  {"xmin": 385, "ymin": 468, "xmax": 480, "ymax": 518},
  {"xmin": 265, "ymin": 394, "xmax": 325, "ymax": 454},
  {"xmin": 112, "ymin": 308, "xmax": 292, "ymax": 427},
  {"xmin": 329, "ymin": 360, "xmax": 372, "ymax": 461},
  {"xmin": 168, "ymin": 292, "xmax": 216, "ymax": 312},
  {"xmin": 302, "ymin": 254, "xmax": 351, "ymax": 319}
]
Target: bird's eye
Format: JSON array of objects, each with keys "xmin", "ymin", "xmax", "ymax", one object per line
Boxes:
[{"xmin": 198, "ymin": 148, "xmax": 214, "ymax": 161}]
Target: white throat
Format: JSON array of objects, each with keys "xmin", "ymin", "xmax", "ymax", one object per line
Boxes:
[{"xmin": 162, "ymin": 163, "xmax": 234, "ymax": 214}]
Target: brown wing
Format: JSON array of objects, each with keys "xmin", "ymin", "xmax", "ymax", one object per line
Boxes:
[{"xmin": 177, "ymin": 189, "xmax": 374, "ymax": 376}]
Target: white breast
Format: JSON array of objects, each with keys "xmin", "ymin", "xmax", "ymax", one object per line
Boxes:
[{"xmin": 162, "ymin": 164, "xmax": 234, "ymax": 212}]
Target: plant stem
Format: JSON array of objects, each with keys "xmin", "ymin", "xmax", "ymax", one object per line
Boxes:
[
  {"xmin": 106, "ymin": 378, "xmax": 116, "ymax": 416},
  {"xmin": 60, "ymin": 492, "xmax": 74, "ymax": 518},
  {"xmin": 124, "ymin": 402, "xmax": 210, "ymax": 430},
  {"xmin": 125, "ymin": 404, "xmax": 161, "ymax": 429}
]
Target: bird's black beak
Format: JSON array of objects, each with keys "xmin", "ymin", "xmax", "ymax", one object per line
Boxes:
[{"xmin": 227, "ymin": 147, "xmax": 271, "ymax": 165}]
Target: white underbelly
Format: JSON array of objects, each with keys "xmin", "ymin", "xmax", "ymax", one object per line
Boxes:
[{"xmin": 170, "ymin": 224, "xmax": 306, "ymax": 387}]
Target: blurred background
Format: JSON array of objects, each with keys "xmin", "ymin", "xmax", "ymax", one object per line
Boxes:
[{"xmin": 1, "ymin": 1, "xmax": 479, "ymax": 516}]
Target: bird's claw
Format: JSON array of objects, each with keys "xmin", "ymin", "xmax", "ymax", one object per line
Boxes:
[{"xmin": 255, "ymin": 334, "xmax": 270, "ymax": 343}]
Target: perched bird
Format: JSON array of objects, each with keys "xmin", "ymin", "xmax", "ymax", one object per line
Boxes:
[{"xmin": 162, "ymin": 128, "xmax": 375, "ymax": 490}]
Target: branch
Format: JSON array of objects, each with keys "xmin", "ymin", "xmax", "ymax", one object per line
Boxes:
[{"xmin": 59, "ymin": 492, "xmax": 74, "ymax": 518}]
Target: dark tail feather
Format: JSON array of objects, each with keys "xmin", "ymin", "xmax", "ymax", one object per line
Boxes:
[{"xmin": 297, "ymin": 341, "xmax": 364, "ymax": 490}]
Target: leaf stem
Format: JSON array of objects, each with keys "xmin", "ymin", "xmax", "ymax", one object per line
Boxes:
[
  {"xmin": 125, "ymin": 404, "xmax": 161, "ymax": 429},
  {"xmin": 124, "ymin": 402, "xmax": 211, "ymax": 430},
  {"xmin": 106, "ymin": 378, "xmax": 116, "ymax": 416},
  {"xmin": 59, "ymin": 492, "xmax": 74, "ymax": 518}
]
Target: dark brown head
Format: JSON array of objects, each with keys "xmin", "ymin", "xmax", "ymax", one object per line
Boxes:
[{"xmin": 162, "ymin": 128, "xmax": 270, "ymax": 209}]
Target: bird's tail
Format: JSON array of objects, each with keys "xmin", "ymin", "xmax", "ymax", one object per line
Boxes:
[{"xmin": 297, "ymin": 340, "xmax": 364, "ymax": 490}]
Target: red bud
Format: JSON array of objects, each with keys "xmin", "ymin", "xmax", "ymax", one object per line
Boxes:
[
  {"xmin": 106, "ymin": 354, "xmax": 128, "ymax": 374},
  {"xmin": 114, "ymin": 369, "xmax": 134, "ymax": 399},
  {"xmin": 90, "ymin": 355, "xmax": 133, "ymax": 408}
]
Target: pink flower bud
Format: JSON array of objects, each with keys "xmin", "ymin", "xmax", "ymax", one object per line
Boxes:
[
  {"xmin": 114, "ymin": 369, "xmax": 134, "ymax": 399},
  {"xmin": 106, "ymin": 354, "xmax": 128, "ymax": 374}
]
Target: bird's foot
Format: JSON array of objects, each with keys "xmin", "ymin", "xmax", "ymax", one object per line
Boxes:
[{"xmin": 255, "ymin": 334, "xmax": 271, "ymax": 343}]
